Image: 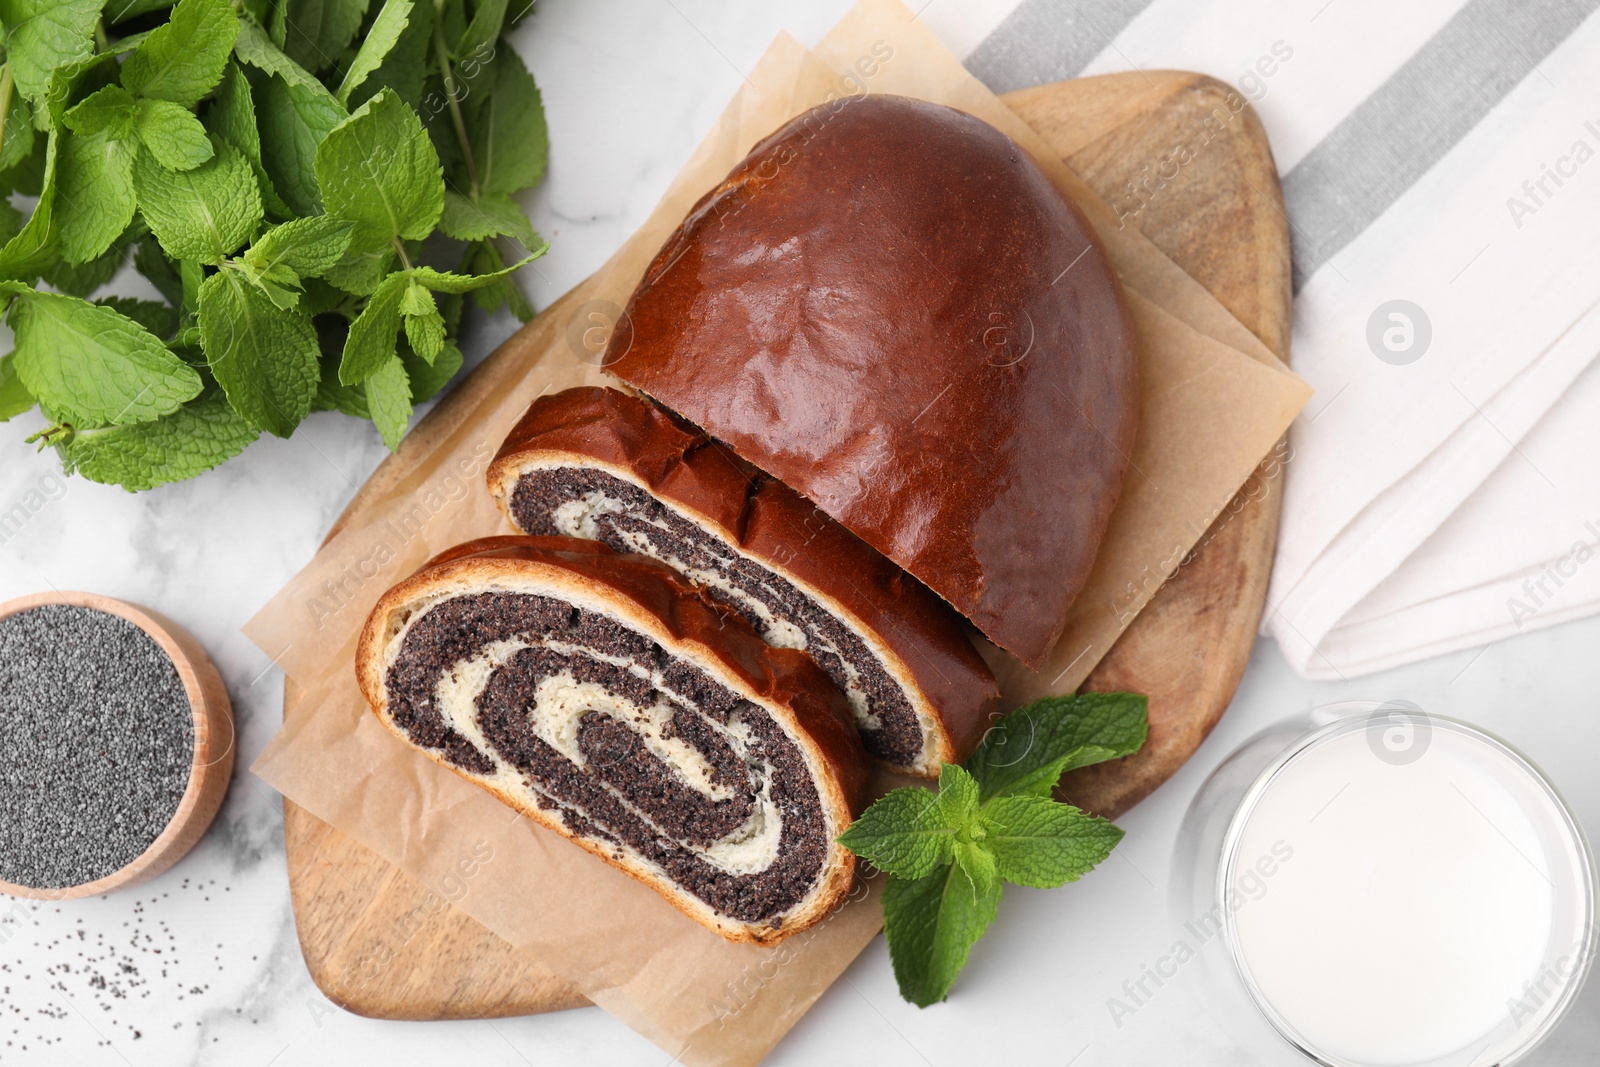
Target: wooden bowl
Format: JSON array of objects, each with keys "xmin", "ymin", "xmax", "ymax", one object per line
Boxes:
[{"xmin": 0, "ymin": 591, "xmax": 235, "ymax": 900}]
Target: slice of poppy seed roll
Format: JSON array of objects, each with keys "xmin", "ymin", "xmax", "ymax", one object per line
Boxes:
[
  {"xmin": 486, "ymin": 387, "xmax": 1000, "ymax": 777},
  {"xmin": 356, "ymin": 535, "xmax": 870, "ymax": 945}
]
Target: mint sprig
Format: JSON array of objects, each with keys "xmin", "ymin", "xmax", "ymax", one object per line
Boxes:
[
  {"xmin": 839, "ymin": 692, "xmax": 1149, "ymax": 1006},
  {"xmin": 0, "ymin": 0, "xmax": 549, "ymax": 490}
]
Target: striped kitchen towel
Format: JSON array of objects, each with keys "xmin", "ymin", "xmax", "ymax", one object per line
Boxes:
[{"xmin": 926, "ymin": 0, "xmax": 1600, "ymax": 680}]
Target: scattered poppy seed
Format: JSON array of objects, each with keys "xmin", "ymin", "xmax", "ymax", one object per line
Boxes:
[{"xmin": 0, "ymin": 605, "xmax": 193, "ymax": 889}]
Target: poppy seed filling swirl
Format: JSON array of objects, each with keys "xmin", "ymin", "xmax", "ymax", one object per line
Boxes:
[
  {"xmin": 508, "ymin": 466, "xmax": 930, "ymax": 768},
  {"xmin": 381, "ymin": 590, "xmax": 830, "ymax": 924}
]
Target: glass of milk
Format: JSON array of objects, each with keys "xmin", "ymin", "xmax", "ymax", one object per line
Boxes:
[{"xmin": 1171, "ymin": 701, "xmax": 1595, "ymax": 1066}]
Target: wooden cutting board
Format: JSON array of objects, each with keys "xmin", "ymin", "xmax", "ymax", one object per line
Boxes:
[{"xmin": 281, "ymin": 70, "xmax": 1292, "ymax": 1020}]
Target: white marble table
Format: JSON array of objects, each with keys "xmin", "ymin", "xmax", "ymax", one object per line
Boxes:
[{"xmin": 0, "ymin": 2, "xmax": 1594, "ymax": 1063}]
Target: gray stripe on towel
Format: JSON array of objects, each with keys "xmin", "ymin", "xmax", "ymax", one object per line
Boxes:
[
  {"xmin": 964, "ymin": 0, "xmax": 1157, "ymax": 93},
  {"xmin": 1284, "ymin": 0, "xmax": 1600, "ymax": 290}
]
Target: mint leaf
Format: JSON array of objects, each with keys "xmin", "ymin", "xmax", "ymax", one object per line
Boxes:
[
  {"xmin": 178, "ymin": 258, "xmax": 205, "ymax": 326},
  {"xmin": 845, "ymin": 692, "xmax": 1149, "ymax": 1006},
  {"xmin": 39, "ymin": 50, "xmax": 118, "ymax": 132},
  {"xmin": 0, "ymin": 131, "xmax": 59, "ymax": 283},
  {"xmin": 952, "ymin": 839, "xmax": 998, "ymax": 899},
  {"xmin": 271, "ymin": 0, "xmax": 370, "ymax": 74},
  {"xmin": 234, "ymin": 17, "xmax": 335, "ymax": 96},
  {"xmin": 63, "ymin": 85, "xmax": 137, "ymax": 139},
  {"xmin": 316, "ymin": 89, "xmax": 442, "ymax": 257},
  {"xmin": 459, "ymin": 48, "xmax": 546, "ymax": 197},
  {"xmin": 0, "ymin": 352, "xmax": 34, "ymax": 421},
  {"xmin": 966, "ymin": 693, "xmax": 1149, "ymax": 803},
  {"xmin": 401, "ymin": 309, "xmax": 442, "ymax": 362},
  {"xmin": 978, "ymin": 796, "xmax": 1124, "ymax": 889},
  {"xmin": 344, "ymin": 0, "xmax": 430, "ymax": 109},
  {"xmin": 402, "ymin": 335, "xmax": 460, "ymax": 403},
  {"xmin": 134, "ymin": 140, "xmax": 262, "ymax": 264},
  {"xmin": 258, "ymin": 75, "xmax": 348, "ymax": 217},
  {"xmin": 105, "ymin": 29, "xmax": 156, "ymax": 56},
  {"xmin": 397, "ymin": 277, "xmax": 432, "ymax": 316},
  {"xmin": 338, "ymin": 269, "xmax": 405, "ymax": 383},
  {"xmin": 197, "ymin": 269, "xmax": 320, "ymax": 437},
  {"xmin": 56, "ymin": 129, "xmax": 138, "ymax": 264},
  {"xmin": 439, "ymin": 189, "xmax": 538, "ymax": 246},
  {"xmin": 0, "ymin": 90, "xmax": 34, "ymax": 172},
  {"xmin": 461, "ymin": 237, "xmax": 535, "ymax": 320},
  {"xmin": 454, "ymin": 0, "xmax": 507, "ymax": 64},
  {"xmin": 55, "ymin": 89, "xmax": 143, "ymax": 265},
  {"xmin": 837, "ymin": 787, "xmax": 954, "ymax": 880},
  {"xmin": 57, "ymin": 384, "xmax": 259, "ymax": 491},
  {"xmin": 237, "ymin": 217, "xmax": 353, "ymax": 310},
  {"xmin": 7, "ymin": 289, "xmax": 202, "ymax": 428},
  {"xmin": 363, "ymin": 351, "xmax": 411, "ymax": 450},
  {"xmin": 243, "ymin": 269, "xmax": 302, "ymax": 312},
  {"xmin": 837, "ymin": 765, "xmax": 981, "ymax": 879},
  {"xmin": 241, "ymin": 36, "xmax": 350, "ymax": 213},
  {"xmin": 336, "ymin": 0, "xmax": 411, "ymax": 107},
  {"xmin": 244, "ymin": 216, "xmax": 353, "ymax": 278},
  {"xmin": 321, "ymin": 241, "xmax": 393, "ymax": 295},
  {"xmin": 882, "ymin": 863, "xmax": 1001, "ymax": 1008},
  {"xmin": 0, "ymin": 0, "xmax": 99, "ymax": 106},
  {"xmin": 399, "ymin": 281, "xmax": 443, "ymax": 363},
  {"xmin": 935, "ymin": 762, "xmax": 980, "ymax": 821},
  {"xmin": 205, "ymin": 61, "xmax": 291, "ymax": 218},
  {"xmin": 409, "ymin": 246, "xmax": 547, "ymax": 294},
  {"xmin": 122, "ymin": 0, "xmax": 239, "ymax": 107},
  {"xmin": 134, "ymin": 99, "xmax": 214, "ymax": 170}
]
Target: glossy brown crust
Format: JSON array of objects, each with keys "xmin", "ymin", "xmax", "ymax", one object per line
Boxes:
[
  {"xmin": 356, "ymin": 535, "xmax": 870, "ymax": 944},
  {"xmin": 487, "ymin": 386, "xmax": 1000, "ymax": 772},
  {"xmin": 605, "ymin": 94, "xmax": 1139, "ymax": 667}
]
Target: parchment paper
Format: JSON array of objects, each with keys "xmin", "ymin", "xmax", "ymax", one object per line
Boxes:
[{"xmin": 245, "ymin": 3, "xmax": 1312, "ymax": 1063}]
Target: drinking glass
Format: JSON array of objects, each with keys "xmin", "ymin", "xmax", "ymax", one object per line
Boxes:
[{"xmin": 1170, "ymin": 701, "xmax": 1596, "ymax": 1067}]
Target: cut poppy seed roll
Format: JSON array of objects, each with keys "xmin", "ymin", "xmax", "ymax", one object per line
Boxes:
[
  {"xmin": 487, "ymin": 387, "xmax": 1000, "ymax": 777},
  {"xmin": 603, "ymin": 95, "xmax": 1140, "ymax": 668},
  {"xmin": 356, "ymin": 535, "xmax": 870, "ymax": 944}
]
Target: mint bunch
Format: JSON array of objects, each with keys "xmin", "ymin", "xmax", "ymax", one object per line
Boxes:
[
  {"xmin": 839, "ymin": 692, "xmax": 1148, "ymax": 1006},
  {"xmin": 0, "ymin": 0, "xmax": 548, "ymax": 490}
]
